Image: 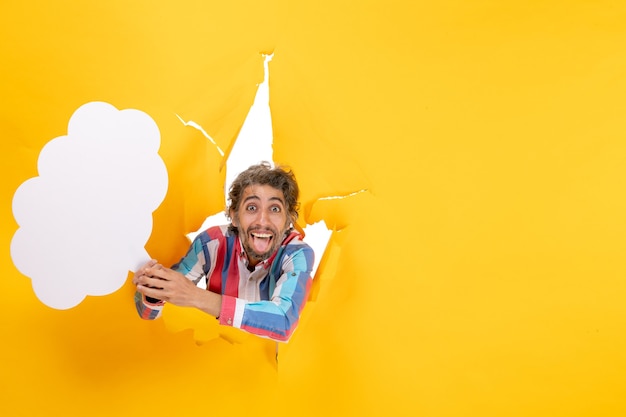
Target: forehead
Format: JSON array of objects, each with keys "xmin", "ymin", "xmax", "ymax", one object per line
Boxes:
[{"xmin": 241, "ymin": 184, "xmax": 285, "ymax": 204}]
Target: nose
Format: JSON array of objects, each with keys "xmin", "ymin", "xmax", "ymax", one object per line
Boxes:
[{"xmin": 256, "ymin": 208, "xmax": 269, "ymax": 226}]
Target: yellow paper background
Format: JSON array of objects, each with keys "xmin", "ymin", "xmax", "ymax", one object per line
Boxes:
[{"xmin": 2, "ymin": 1, "xmax": 626, "ymax": 416}]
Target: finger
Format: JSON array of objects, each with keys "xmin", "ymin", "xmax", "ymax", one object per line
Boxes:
[
  {"xmin": 139, "ymin": 259, "xmax": 159, "ymax": 275},
  {"xmin": 146, "ymin": 266, "xmax": 170, "ymax": 280},
  {"xmin": 141, "ymin": 275, "xmax": 167, "ymax": 288},
  {"xmin": 137, "ymin": 284, "xmax": 165, "ymax": 300},
  {"xmin": 134, "ymin": 274, "xmax": 162, "ymax": 290},
  {"xmin": 141, "ymin": 259, "xmax": 158, "ymax": 271},
  {"xmin": 138, "ymin": 274, "xmax": 169, "ymax": 291},
  {"xmin": 132, "ymin": 269, "xmax": 148, "ymax": 285}
]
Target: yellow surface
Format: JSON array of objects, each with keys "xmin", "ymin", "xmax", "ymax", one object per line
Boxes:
[{"xmin": 2, "ymin": 1, "xmax": 626, "ymax": 416}]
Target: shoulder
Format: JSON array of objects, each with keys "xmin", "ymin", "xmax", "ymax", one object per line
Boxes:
[
  {"xmin": 198, "ymin": 224, "xmax": 239, "ymax": 241},
  {"xmin": 190, "ymin": 225, "xmax": 235, "ymax": 247},
  {"xmin": 283, "ymin": 233, "xmax": 315, "ymax": 257},
  {"xmin": 203, "ymin": 224, "xmax": 231, "ymax": 239}
]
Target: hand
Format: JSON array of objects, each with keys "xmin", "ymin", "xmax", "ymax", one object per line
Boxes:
[
  {"xmin": 134, "ymin": 262, "xmax": 202, "ymax": 308},
  {"xmin": 132, "ymin": 259, "xmax": 159, "ymax": 286}
]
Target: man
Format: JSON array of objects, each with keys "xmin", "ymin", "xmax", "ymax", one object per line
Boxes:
[{"xmin": 133, "ymin": 162, "xmax": 315, "ymax": 342}]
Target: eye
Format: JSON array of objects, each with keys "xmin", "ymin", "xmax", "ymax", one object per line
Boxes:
[
  {"xmin": 246, "ymin": 204, "xmax": 257, "ymax": 212},
  {"xmin": 270, "ymin": 206, "xmax": 282, "ymax": 213}
]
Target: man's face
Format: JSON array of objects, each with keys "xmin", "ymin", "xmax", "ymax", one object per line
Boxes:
[{"xmin": 231, "ymin": 184, "xmax": 291, "ymax": 266}]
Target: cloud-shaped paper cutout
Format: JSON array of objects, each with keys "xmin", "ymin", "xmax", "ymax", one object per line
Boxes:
[{"xmin": 11, "ymin": 101, "xmax": 168, "ymax": 310}]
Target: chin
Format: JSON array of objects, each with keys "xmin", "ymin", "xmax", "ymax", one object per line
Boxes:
[{"xmin": 246, "ymin": 246, "xmax": 278, "ymax": 263}]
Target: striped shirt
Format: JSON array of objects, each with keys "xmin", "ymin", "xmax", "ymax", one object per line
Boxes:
[{"xmin": 135, "ymin": 225, "xmax": 315, "ymax": 342}]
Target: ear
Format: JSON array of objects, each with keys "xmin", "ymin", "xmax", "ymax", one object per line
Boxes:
[{"xmin": 288, "ymin": 214, "xmax": 296, "ymax": 229}]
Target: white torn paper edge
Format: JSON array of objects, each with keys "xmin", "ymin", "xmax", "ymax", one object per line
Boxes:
[
  {"xmin": 318, "ymin": 189, "xmax": 368, "ymax": 201},
  {"xmin": 182, "ymin": 53, "xmax": 333, "ymax": 278},
  {"xmin": 302, "ymin": 220, "xmax": 333, "ymax": 278}
]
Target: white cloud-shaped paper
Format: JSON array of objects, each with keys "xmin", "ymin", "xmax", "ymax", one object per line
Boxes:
[{"xmin": 11, "ymin": 101, "xmax": 168, "ymax": 310}]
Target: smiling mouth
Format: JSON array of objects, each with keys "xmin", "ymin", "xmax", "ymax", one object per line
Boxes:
[
  {"xmin": 249, "ymin": 231, "xmax": 274, "ymax": 254},
  {"xmin": 251, "ymin": 232, "xmax": 273, "ymax": 239}
]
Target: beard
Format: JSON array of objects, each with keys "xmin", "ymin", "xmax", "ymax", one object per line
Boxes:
[{"xmin": 240, "ymin": 225, "xmax": 286, "ymax": 263}]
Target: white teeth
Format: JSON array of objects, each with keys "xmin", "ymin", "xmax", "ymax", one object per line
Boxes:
[{"xmin": 252, "ymin": 233, "xmax": 272, "ymax": 239}]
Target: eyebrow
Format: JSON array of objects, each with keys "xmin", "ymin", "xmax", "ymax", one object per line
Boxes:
[{"xmin": 243, "ymin": 195, "xmax": 285, "ymax": 206}]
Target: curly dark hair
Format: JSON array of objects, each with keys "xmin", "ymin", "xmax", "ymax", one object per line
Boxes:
[{"xmin": 226, "ymin": 162, "xmax": 300, "ymax": 234}]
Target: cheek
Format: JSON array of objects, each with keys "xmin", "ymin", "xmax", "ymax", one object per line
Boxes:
[{"xmin": 277, "ymin": 216, "xmax": 290, "ymax": 230}]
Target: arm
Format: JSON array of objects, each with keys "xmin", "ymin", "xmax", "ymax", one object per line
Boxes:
[
  {"xmin": 219, "ymin": 242, "xmax": 315, "ymax": 342},
  {"xmin": 133, "ymin": 232, "xmax": 315, "ymax": 342},
  {"xmin": 133, "ymin": 235, "xmax": 209, "ymax": 320},
  {"xmin": 134, "ymin": 265, "xmax": 222, "ymax": 317}
]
